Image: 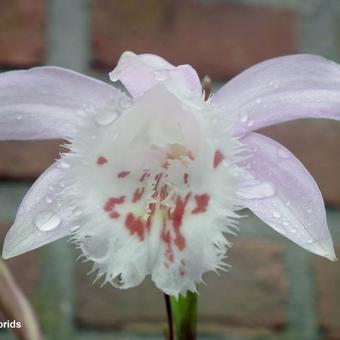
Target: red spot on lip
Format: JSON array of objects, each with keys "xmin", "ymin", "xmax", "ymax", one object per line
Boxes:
[
  {"xmin": 184, "ymin": 173, "xmax": 189, "ymax": 185},
  {"xmin": 97, "ymin": 156, "xmax": 108, "ymax": 165},
  {"xmin": 125, "ymin": 213, "xmax": 145, "ymax": 241},
  {"xmin": 133, "ymin": 187, "xmax": 144, "ymax": 203},
  {"xmin": 139, "ymin": 171, "xmax": 150, "ymax": 182},
  {"xmin": 161, "ymin": 226, "xmax": 174, "ymax": 263},
  {"xmin": 192, "ymin": 194, "xmax": 210, "ymax": 214},
  {"xmin": 180, "ymin": 259, "xmax": 186, "ymax": 276},
  {"xmin": 103, "ymin": 196, "xmax": 125, "ymax": 219},
  {"xmin": 117, "ymin": 171, "xmax": 130, "ymax": 178},
  {"xmin": 213, "ymin": 150, "xmax": 224, "ymax": 169},
  {"xmin": 171, "ymin": 194, "xmax": 191, "ymax": 250}
]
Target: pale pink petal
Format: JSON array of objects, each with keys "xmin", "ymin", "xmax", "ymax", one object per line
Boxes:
[
  {"xmin": 213, "ymin": 55, "xmax": 340, "ymax": 136},
  {"xmin": 0, "ymin": 66, "xmax": 118, "ymax": 140},
  {"xmin": 237, "ymin": 133, "xmax": 336, "ymax": 261},
  {"xmin": 2, "ymin": 162, "xmax": 74, "ymax": 259},
  {"xmin": 109, "ymin": 51, "xmax": 202, "ymax": 98}
]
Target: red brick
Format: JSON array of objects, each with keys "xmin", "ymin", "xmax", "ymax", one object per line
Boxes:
[
  {"xmin": 0, "ymin": 140, "xmax": 64, "ymax": 179},
  {"xmin": 260, "ymin": 119, "xmax": 340, "ymax": 207},
  {"xmin": 0, "ymin": 0, "xmax": 45, "ymax": 67},
  {"xmin": 76, "ymin": 239, "xmax": 286, "ymax": 335},
  {"xmin": 92, "ymin": 0, "xmax": 297, "ymax": 79},
  {"xmin": 314, "ymin": 243, "xmax": 340, "ymax": 340}
]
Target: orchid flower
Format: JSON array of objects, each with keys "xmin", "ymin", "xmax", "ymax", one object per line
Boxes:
[{"xmin": 1, "ymin": 52, "xmax": 339, "ymax": 298}]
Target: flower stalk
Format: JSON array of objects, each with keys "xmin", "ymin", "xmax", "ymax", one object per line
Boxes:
[{"xmin": 170, "ymin": 291, "xmax": 198, "ymax": 340}]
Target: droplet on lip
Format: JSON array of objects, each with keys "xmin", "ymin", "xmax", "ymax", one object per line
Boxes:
[
  {"xmin": 119, "ymin": 97, "xmax": 132, "ymax": 110},
  {"xmin": 59, "ymin": 161, "xmax": 70, "ymax": 169},
  {"xmin": 33, "ymin": 211, "xmax": 62, "ymax": 231},
  {"xmin": 93, "ymin": 110, "xmax": 118, "ymax": 126},
  {"xmin": 45, "ymin": 196, "xmax": 53, "ymax": 204}
]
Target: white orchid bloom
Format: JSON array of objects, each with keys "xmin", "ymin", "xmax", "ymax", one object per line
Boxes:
[{"xmin": 1, "ymin": 52, "xmax": 339, "ymax": 296}]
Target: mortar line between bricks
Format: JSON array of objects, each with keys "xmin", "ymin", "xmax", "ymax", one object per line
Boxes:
[{"xmin": 284, "ymin": 245, "xmax": 319, "ymax": 340}]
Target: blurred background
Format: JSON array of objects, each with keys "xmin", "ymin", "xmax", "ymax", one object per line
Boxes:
[{"xmin": 0, "ymin": 0, "xmax": 340, "ymax": 339}]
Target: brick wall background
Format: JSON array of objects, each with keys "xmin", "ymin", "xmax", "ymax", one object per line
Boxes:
[{"xmin": 0, "ymin": 0, "xmax": 340, "ymax": 339}]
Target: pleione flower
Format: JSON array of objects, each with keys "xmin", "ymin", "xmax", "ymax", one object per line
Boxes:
[{"xmin": 1, "ymin": 52, "xmax": 339, "ymax": 296}]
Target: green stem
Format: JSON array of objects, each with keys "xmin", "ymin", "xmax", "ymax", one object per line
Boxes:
[{"xmin": 170, "ymin": 291, "xmax": 198, "ymax": 340}]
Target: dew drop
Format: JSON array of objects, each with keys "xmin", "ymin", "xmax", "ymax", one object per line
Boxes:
[
  {"xmin": 307, "ymin": 208, "xmax": 312, "ymax": 213},
  {"xmin": 16, "ymin": 116, "xmax": 22, "ymax": 120},
  {"xmin": 59, "ymin": 161, "xmax": 70, "ymax": 169},
  {"xmin": 153, "ymin": 70, "xmax": 167, "ymax": 81},
  {"xmin": 93, "ymin": 110, "xmax": 118, "ymax": 126},
  {"xmin": 283, "ymin": 221, "xmax": 289, "ymax": 226},
  {"xmin": 272, "ymin": 210, "xmax": 281, "ymax": 219},
  {"xmin": 237, "ymin": 181, "xmax": 275, "ymax": 199},
  {"xmin": 247, "ymin": 120, "xmax": 254, "ymax": 127},
  {"xmin": 60, "ymin": 182, "xmax": 65, "ymax": 188},
  {"xmin": 48, "ymin": 185, "xmax": 55, "ymax": 191},
  {"xmin": 290, "ymin": 228, "xmax": 297, "ymax": 233},
  {"xmin": 277, "ymin": 148, "xmax": 290, "ymax": 159},
  {"xmin": 119, "ymin": 97, "xmax": 132, "ymax": 110},
  {"xmin": 240, "ymin": 113, "xmax": 248, "ymax": 123},
  {"xmin": 33, "ymin": 211, "xmax": 61, "ymax": 231},
  {"xmin": 285, "ymin": 201, "xmax": 291, "ymax": 206},
  {"xmin": 45, "ymin": 196, "xmax": 53, "ymax": 204},
  {"xmin": 256, "ymin": 98, "xmax": 262, "ymax": 104}
]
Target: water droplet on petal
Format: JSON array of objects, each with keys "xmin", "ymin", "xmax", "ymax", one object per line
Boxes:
[
  {"xmin": 291, "ymin": 228, "xmax": 297, "ymax": 233},
  {"xmin": 153, "ymin": 70, "xmax": 167, "ymax": 81},
  {"xmin": 93, "ymin": 110, "xmax": 118, "ymax": 126},
  {"xmin": 48, "ymin": 185, "xmax": 55, "ymax": 191},
  {"xmin": 60, "ymin": 182, "xmax": 65, "ymax": 188},
  {"xmin": 272, "ymin": 210, "xmax": 281, "ymax": 219},
  {"xmin": 277, "ymin": 148, "xmax": 290, "ymax": 159},
  {"xmin": 17, "ymin": 116, "xmax": 22, "ymax": 120},
  {"xmin": 45, "ymin": 196, "xmax": 53, "ymax": 204},
  {"xmin": 256, "ymin": 98, "xmax": 262, "ymax": 104},
  {"xmin": 307, "ymin": 209, "xmax": 312, "ymax": 213},
  {"xmin": 237, "ymin": 181, "xmax": 275, "ymax": 199},
  {"xmin": 59, "ymin": 161, "xmax": 70, "ymax": 169},
  {"xmin": 33, "ymin": 211, "xmax": 61, "ymax": 231},
  {"xmin": 240, "ymin": 113, "xmax": 248, "ymax": 123},
  {"xmin": 119, "ymin": 97, "xmax": 132, "ymax": 110},
  {"xmin": 283, "ymin": 221, "xmax": 289, "ymax": 226},
  {"xmin": 247, "ymin": 120, "xmax": 254, "ymax": 127}
]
